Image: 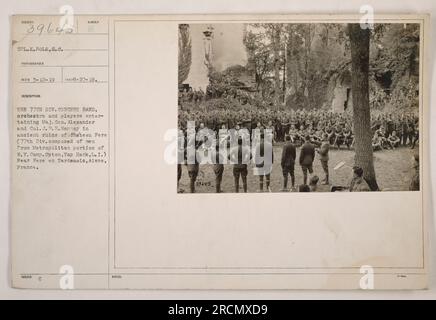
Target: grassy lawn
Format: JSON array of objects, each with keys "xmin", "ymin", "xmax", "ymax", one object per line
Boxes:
[{"xmin": 178, "ymin": 144, "xmax": 417, "ymax": 193}]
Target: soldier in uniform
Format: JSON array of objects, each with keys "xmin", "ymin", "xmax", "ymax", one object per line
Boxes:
[
  {"xmin": 252, "ymin": 121, "xmax": 263, "ymax": 147},
  {"xmin": 343, "ymin": 125, "xmax": 354, "ymax": 149},
  {"xmin": 385, "ymin": 113, "xmax": 395, "ymax": 138},
  {"xmin": 281, "ymin": 117, "xmax": 291, "ymax": 143},
  {"xmin": 400, "ymin": 115, "xmax": 409, "ymax": 146},
  {"xmin": 349, "ymin": 166, "xmax": 370, "ymax": 192},
  {"xmin": 410, "ymin": 117, "xmax": 419, "ymax": 149},
  {"xmin": 281, "ymin": 135, "xmax": 296, "ymax": 191},
  {"xmin": 409, "ymin": 152, "xmax": 420, "ymax": 191},
  {"xmin": 229, "ymin": 136, "xmax": 251, "ymax": 193},
  {"xmin": 218, "ymin": 122, "xmax": 230, "ymax": 149},
  {"xmin": 299, "ymin": 135, "xmax": 316, "ymax": 185},
  {"xmin": 407, "ymin": 119, "xmax": 416, "ymax": 148},
  {"xmin": 334, "ymin": 124, "xmax": 344, "ymax": 149},
  {"xmin": 177, "ymin": 129, "xmax": 186, "ymax": 192},
  {"xmin": 375, "ymin": 126, "xmax": 389, "ymax": 149},
  {"xmin": 211, "ymin": 144, "xmax": 225, "ymax": 193},
  {"xmin": 388, "ymin": 130, "xmax": 401, "ymax": 149},
  {"xmin": 254, "ymin": 132, "xmax": 274, "ymax": 192},
  {"xmin": 298, "ymin": 184, "xmax": 311, "ymax": 192},
  {"xmin": 317, "ymin": 133, "xmax": 330, "ymax": 185},
  {"xmin": 186, "ymin": 134, "xmax": 202, "ymax": 193},
  {"xmin": 288, "ymin": 124, "xmax": 299, "ymax": 144},
  {"xmin": 309, "ymin": 175, "xmax": 319, "ymax": 192},
  {"xmin": 186, "ymin": 160, "xmax": 199, "ymax": 194},
  {"xmin": 266, "ymin": 120, "xmax": 276, "ymax": 144},
  {"xmin": 325, "ymin": 125, "xmax": 335, "ymax": 146}
]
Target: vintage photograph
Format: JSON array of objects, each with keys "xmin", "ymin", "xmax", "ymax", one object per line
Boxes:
[{"xmin": 177, "ymin": 23, "xmax": 421, "ymax": 193}]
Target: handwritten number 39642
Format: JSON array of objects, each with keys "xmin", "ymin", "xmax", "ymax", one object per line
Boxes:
[{"xmin": 26, "ymin": 22, "xmax": 74, "ymax": 36}]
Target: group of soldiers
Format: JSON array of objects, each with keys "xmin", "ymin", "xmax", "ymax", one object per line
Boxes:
[
  {"xmin": 178, "ymin": 108, "xmax": 419, "ymax": 149},
  {"xmin": 371, "ymin": 114, "xmax": 419, "ymax": 150},
  {"xmin": 176, "ymin": 108, "xmax": 419, "ymax": 193},
  {"xmin": 177, "ymin": 129, "xmax": 373, "ymax": 193}
]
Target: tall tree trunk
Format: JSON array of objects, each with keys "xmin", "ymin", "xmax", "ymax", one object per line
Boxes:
[
  {"xmin": 303, "ymin": 24, "xmax": 311, "ymax": 109},
  {"xmin": 272, "ymin": 25, "xmax": 281, "ymax": 108},
  {"xmin": 282, "ymin": 41, "xmax": 287, "ymax": 104},
  {"xmin": 285, "ymin": 25, "xmax": 294, "ymax": 108},
  {"xmin": 348, "ymin": 24, "xmax": 379, "ymax": 191}
]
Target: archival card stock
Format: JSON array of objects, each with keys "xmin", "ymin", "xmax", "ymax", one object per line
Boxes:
[{"xmin": 10, "ymin": 14, "xmax": 429, "ymax": 289}]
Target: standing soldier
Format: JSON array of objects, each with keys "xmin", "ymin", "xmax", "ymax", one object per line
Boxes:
[
  {"xmin": 266, "ymin": 120, "xmax": 276, "ymax": 145},
  {"xmin": 409, "ymin": 151, "xmax": 420, "ymax": 191},
  {"xmin": 400, "ymin": 114, "xmax": 408, "ymax": 146},
  {"xmin": 407, "ymin": 118, "xmax": 416, "ymax": 148},
  {"xmin": 410, "ymin": 117, "xmax": 419, "ymax": 149},
  {"xmin": 252, "ymin": 121, "xmax": 263, "ymax": 147},
  {"xmin": 254, "ymin": 132, "xmax": 274, "ymax": 192},
  {"xmin": 281, "ymin": 117, "xmax": 290, "ymax": 143},
  {"xmin": 385, "ymin": 113, "xmax": 395, "ymax": 137},
  {"xmin": 186, "ymin": 160, "xmax": 199, "ymax": 193},
  {"xmin": 229, "ymin": 136, "xmax": 251, "ymax": 193},
  {"xmin": 177, "ymin": 129, "xmax": 186, "ymax": 192},
  {"xmin": 218, "ymin": 122, "xmax": 230, "ymax": 149},
  {"xmin": 281, "ymin": 135, "xmax": 296, "ymax": 191},
  {"xmin": 211, "ymin": 144, "xmax": 225, "ymax": 193},
  {"xmin": 186, "ymin": 134, "xmax": 201, "ymax": 194},
  {"xmin": 317, "ymin": 133, "xmax": 330, "ymax": 185},
  {"xmin": 299, "ymin": 135, "xmax": 315, "ymax": 185}
]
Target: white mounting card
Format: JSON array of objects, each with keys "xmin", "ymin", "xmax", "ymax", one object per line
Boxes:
[{"xmin": 10, "ymin": 14, "xmax": 429, "ymax": 289}]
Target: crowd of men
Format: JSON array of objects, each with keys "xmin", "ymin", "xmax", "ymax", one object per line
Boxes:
[
  {"xmin": 178, "ymin": 108, "xmax": 419, "ymax": 149},
  {"xmin": 177, "ymin": 108, "xmax": 419, "ymax": 193}
]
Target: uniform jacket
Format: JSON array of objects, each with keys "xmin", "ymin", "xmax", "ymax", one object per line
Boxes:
[
  {"xmin": 318, "ymin": 141, "xmax": 330, "ymax": 162},
  {"xmin": 281, "ymin": 142, "xmax": 296, "ymax": 167},
  {"xmin": 299, "ymin": 142, "xmax": 315, "ymax": 166}
]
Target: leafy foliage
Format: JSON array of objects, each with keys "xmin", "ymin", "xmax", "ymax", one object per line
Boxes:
[{"xmin": 183, "ymin": 23, "xmax": 420, "ymax": 113}]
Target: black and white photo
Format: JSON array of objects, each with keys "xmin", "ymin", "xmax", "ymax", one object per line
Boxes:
[{"xmin": 177, "ymin": 22, "xmax": 421, "ymax": 193}]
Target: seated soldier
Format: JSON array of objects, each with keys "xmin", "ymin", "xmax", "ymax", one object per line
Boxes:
[
  {"xmin": 288, "ymin": 124, "xmax": 298, "ymax": 143},
  {"xmin": 372, "ymin": 133, "xmax": 383, "ymax": 151},
  {"xmin": 388, "ymin": 130, "xmax": 401, "ymax": 149},
  {"xmin": 315, "ymin": 126, "xmax": 324, "ymax": 142},
  {"xmin": 374, "ymin": 126, "xmax": 384, "ymax": 138},
  {"xmin": 334, "ymin": 125, "xmax": 344, "ymax": 149},
  {"xmin": 376, "ymin": 126, "xmax": 389, "ymax": 149},
  {"xmin": 295, "ymin": 128, "xmax": 305, "ymax": 147},
  {"xmin": 309, "ymin": 175, "xmax": 319, "ymax": 192},
  {"xmin": 325, "ymin": 126, "xmax": 336, "ymax": 145},
  {"xmin": 349, "ymin": 166, "xmax": 370, "ymax": 192},
  {"xmin": 309, "ymin": 127, "xmax": 322, "ymax": 148},
  {"xmin": 343, "ymin": 125, "xmax": 354, "ymax": 149}
]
